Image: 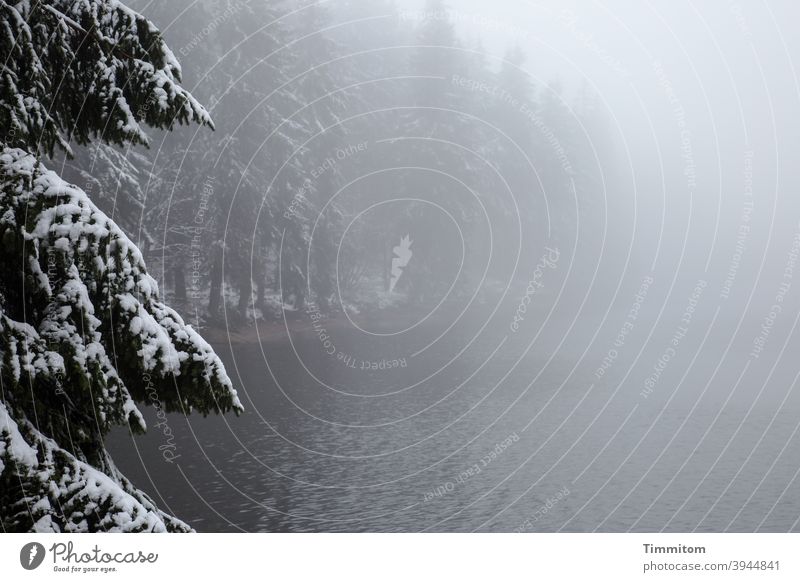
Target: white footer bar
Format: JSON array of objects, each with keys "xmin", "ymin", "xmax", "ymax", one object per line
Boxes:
[{"xmin": 1, "ymin": 533, "xmax": 796, "ymax": 581}]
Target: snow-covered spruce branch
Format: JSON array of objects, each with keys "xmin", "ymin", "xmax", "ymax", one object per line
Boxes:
[
  {"xmin": 0, "ymin": 0, "xmax": 213, "ymax": 157},
  {"xmin": 0, "ymin": 0, "xmax": 236, "ymax": 532},
  {"xmin": 0, "ymin": 147, "xmax": 242, "ymax": 531}
]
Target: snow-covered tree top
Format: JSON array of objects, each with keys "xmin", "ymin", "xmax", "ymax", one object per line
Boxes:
[{"xmin": 0, "ymin": 0, "xmax": 213, "ymax": 157}]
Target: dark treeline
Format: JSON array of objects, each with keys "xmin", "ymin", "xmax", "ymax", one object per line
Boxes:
[{"xmin": 57, "ymin": 0, "xmax": 620, "ymax": 326}]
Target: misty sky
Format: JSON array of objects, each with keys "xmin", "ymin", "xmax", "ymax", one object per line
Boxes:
[
  {"xmin": 396, "ymin": 0, "xmax": 800, "ymax": 285},
  {"xmin": 99, "ymin": 0, "xmax": 800, "ymax": 533}
]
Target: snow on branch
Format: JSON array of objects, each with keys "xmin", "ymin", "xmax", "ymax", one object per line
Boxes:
[
  {"xmin": 0, "ymin": 147, "xmax": 242, "ymax": 432},
  {"xmin": 0, "ymin": 0, "xmax": 213, "ymax": 157}
]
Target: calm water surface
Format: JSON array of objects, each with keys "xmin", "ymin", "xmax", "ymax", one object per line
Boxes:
[{"xmin": 107, "ymin": 298, "xmax": 800, "ymax": 532}]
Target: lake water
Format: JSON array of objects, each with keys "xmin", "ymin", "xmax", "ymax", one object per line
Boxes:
[{"xmin": 107, "ymin": 291, "xmax": 800, "ymax": 532}]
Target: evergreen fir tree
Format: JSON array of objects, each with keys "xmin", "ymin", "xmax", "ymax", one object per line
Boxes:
[{"xmin": 0, "ymin": 0, "xmax": 241, "ymax": 532}]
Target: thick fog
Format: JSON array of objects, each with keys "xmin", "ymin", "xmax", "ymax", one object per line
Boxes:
[{"xmin": 95, "ymin": 0, "xmax": 800, "ymax": 531}]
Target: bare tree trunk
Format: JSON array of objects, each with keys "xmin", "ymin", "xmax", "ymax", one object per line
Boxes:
[
  {"xmin": 256, "ymin": 238, "xmax": 269, "ymax": 310},
  {"xmin": 238, "ymin": 274, "xmax": 251, "ymax": 316},
  {"xmin": 208, "ymin": 243, "xmax": 223, "ymax": 315},
  {"xmin": 173, "ymin": 263, "xmax": 187, "ymax": 302},
  {"xmin": 256, "ymin": 268, "xmax": 266, "ymax": 310}
]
